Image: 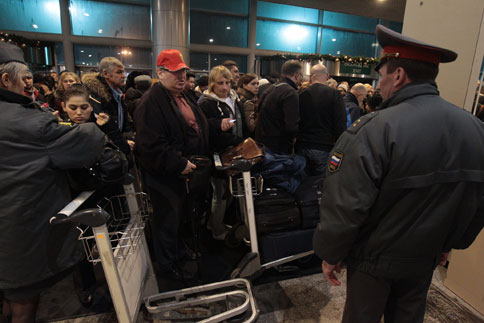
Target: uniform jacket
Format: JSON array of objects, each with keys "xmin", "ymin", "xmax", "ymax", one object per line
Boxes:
[
  {"xmin": 297, "ymin": 83, "xmax": 347, "ymax": 152},
  {"xmin": 313, "ymin": 82, "xmax": 484, "ymax": 279},
  {"xmin": 0, "ymin": 88, "xmax": 105, "ymax": 289},
  {"xmin": 255, "ymin": 78, "xmax": 300, "ymax": 154}
]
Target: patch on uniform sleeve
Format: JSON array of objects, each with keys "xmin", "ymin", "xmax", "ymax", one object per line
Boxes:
[{"xmin": 328, "ymin": 151, "xmax": 344, "ymax": 173}]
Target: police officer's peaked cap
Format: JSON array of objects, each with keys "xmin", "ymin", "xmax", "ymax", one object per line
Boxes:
[
  {"xmin": 375, "ymin": 24, "xmax": 457, "ymax": 71},
  {"xmin": 0, "ymin": 42, "xmax": 26, "ymax": 65}
]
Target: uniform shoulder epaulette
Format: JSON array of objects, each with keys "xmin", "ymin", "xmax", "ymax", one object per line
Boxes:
[
  {"xmin": 346, "ymin": 111, "xmax": 379, "ymax": 134},
  {"xmin": 58, "ymin": 121, "xmax": 74, "ymax": 126}
]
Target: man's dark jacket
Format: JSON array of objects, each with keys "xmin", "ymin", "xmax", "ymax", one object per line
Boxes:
[
  {"xmin": 313, "ymin": 82, "xmax": 484, "ymax": 279},
  {"xmin": 82, "ymin": 73, "xmax": 134, "ymax": 150},
  {"xmin": 134, "ymin": 82, "xmax": 238, "ymax": 179},
  {"xmin": 344, "ymin": 91, "xmax": 361, "ymax": 125},
  {"xmin": 255, "ymin": 77, "xmax": 299, "ymax": 154},
  {"xmin": 297, "ymin": 83, "xmax": 347, "ymax": 151},
  {"xmin": 0, "ymin": 88, "xmax": 105, "ymax": 289}
]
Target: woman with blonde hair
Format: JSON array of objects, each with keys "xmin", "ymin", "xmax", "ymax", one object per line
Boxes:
[
  {"xmin": 198, "ymin": 65, "xmax": 247, "ymax": 240},
  {"xmin": 49, "ymin": 71, "xmax": 81, "ymax": 116}
]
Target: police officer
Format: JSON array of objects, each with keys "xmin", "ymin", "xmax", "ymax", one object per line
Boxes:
[{"xmin": 313, "ymin": 25, "xmax": 484, "ymax": 323}]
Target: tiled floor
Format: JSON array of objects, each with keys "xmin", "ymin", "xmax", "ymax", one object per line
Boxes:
[{"xmin": 42, "ymin": 266, "xmax": 484, "ymax": 322}]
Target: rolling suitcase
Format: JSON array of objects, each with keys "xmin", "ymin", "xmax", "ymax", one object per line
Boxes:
[
  {"xmin": 259, "ymin": 228, "xmax": 315, "ymax": 262},
  {"xmin": 294, "ymin": 176, "xmax": 324, "ymax": 229},
  {"xmin": 254, "ymin": 186, "xmax": 300, "ymax": 234}
]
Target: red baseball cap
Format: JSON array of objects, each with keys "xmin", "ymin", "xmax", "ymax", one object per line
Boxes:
[
  {"xmin": 156, "ymin": 49, "xmax": 189, "ymax": 71},
  {"xmin": 375, "ymin": 24, "xmax": 457, "ymax": 71}
]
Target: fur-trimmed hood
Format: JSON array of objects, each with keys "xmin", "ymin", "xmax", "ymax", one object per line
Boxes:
[{"xmin": 81, "ymin": 72, "xmax": 112, "ymax": 102}]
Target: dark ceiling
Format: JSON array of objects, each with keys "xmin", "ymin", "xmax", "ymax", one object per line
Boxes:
[{"xmin": 265, "ymin": 0, "xmax": 406, "ymax": 22}]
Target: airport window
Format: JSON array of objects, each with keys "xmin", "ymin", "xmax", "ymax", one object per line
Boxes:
[
  {"xmin": 257, "ymin": 1, "xmax": 320, "ymax": 24},
  {"xmin": 191, "ymin": 0, "xmax": 248, "ymax": 14},
  {"xmin": 256, "ymin": 20, "xmax": 319, "ymax": 53},
  {"xmin": 321, "ymin": 28, "xmax": 376, "ymax": 57},
  {"xmin": 74, "ymin": 44, "xmax": 152, "ymax": 69},
  {"xmin": 70, "ymin": 0, "xmax": 150, "ymax": 40},
  {"xmin": 323, "ymin": 11, "xmax": 379, "ymax": 33},
  {"xmin": 0, "ymin": 0, "xmax": 61, "ymax": 34},
  {"xmin": 190, "ymin": 11, "xmax": 248, "ymax": 47}
]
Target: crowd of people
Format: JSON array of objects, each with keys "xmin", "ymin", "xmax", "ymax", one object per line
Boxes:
[{"xmin": 1, "ymin": 23, "xmax": 484, "ymax": 323}]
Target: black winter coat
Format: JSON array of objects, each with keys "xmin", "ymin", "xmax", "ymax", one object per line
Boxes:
[
  {"xmin": 0, "ymin": 88, "xmax": 105, "ymax": 289},
  {"xmin": 313, "ymin": 82, "xmax": 484, "ymax": 279},
  {"xmin": 255, "ymin": 78, "xmax": 299, "ymax": 154},
  {"xmin": 82, "ymin": 73, "xmax": 134, "ymax": 152},
  {"xmin": 297, "ymin": 83, "xmax": 347, "ymax": 151},
  {"xmin": 134, "ymin": 82, "xmax": 239, "ymax": 179}
]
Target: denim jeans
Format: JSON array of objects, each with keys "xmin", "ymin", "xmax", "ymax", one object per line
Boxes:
[{"xmin": 296, "ymin": 148, "xmax": 330, "ymax": 177}]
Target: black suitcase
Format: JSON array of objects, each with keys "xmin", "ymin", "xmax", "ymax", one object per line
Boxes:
[
  {"xmin": 254, "ymin": 186, "xmax": 300, "ymax": 234},
  {"xmin": 259, "ymin": 228, "xmax": 315, "ymax": 262},
  {"xmin": 294, "ymin": 176, "xmax": 324, "ymax": 229}
]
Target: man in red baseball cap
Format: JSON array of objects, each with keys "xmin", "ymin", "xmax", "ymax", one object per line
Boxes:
[
  {"xmin": 313, "ymin": 25, "xmax": 484, "ymax": 322},
  {"xmin": 134, "ymin": 49, "xmax": 237, "ymax": 283}
]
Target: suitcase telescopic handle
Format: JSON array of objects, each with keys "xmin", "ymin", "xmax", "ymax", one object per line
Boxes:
[{"xmin": 50, "ymin": 208, "xmax": 110, "ymax": 227}]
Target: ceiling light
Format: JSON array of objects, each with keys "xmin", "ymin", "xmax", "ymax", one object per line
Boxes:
[
  {"xmin": 297, "ymin": 46, "xmax": 301, "ymax": 50},
  {"xmin": 32, "ymin": 24, "xmax": 38, "ymax": 29},
  {"xmin": 371, "ymin": 42, "xmax": 379, "ymax": 47},
  {"xmin": 80, "ymin": 50, "xmax": 84, "ymax": 53},
  {"xmin": 84, "ymin": 12, "xmax": 89, "ymax": 16},
  {"xmin": 332, "ymin": 38, "xmax": 337, "ymax": 42},
  {"xmin": 256, "ymin": 43, "xmax": 260, "ymax": 46},
  {"xmin": 209, "ymin": 38, "xmax": 214, "ymax": 43},
  {"xmin": 88, "ymin": 54, "xmax": 92, "ymax": 57},
  {"xmin": 117, "ymin": 52, "xmax": 121, "ymax": 55},
  {"xmin": 214, "ymin": 58, "xmax": 218, "ymax": 61},
  {"xmin": 336, "ymin": 51, "xmax": 341, "ymax": 54},
  {"xmin": 226, "ymin": 26, "xmax": 231, "ymax": 30},
  {"xmin": 98, "ymin": 29, "xmax": 103, "ymax": 34}
]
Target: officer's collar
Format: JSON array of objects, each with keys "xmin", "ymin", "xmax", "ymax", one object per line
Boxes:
[{"xmin": 379, "ymin": 81, "xmax": 439, "ymax": 110}]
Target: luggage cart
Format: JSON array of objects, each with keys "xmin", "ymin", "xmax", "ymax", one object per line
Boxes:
[
  {"xmin": 144, "ymin": 278, "xmax": 258, "ymax": 322},
  {"xmin": 213, "ymin": 155, "xmax": 315, "ymax": 279},
  {"xmin": 50, "ymin": 184, "xmax": 158, "ymax": 323}
]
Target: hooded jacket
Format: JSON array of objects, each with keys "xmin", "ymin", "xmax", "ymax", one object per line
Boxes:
[
  {"xmin": 198, "ymin": 89, "xmax": 247, "ymax": 140},
  {"xmin": 82, "ymin": 73, "xmax": 133, "ymax": 133},
  {"xmin": 313, "ymin": 82, "xmax": 484, "ymax": 279},
  {"xmin": 0, "ymin": 87, "xmax": 105, "ymax": 289}
]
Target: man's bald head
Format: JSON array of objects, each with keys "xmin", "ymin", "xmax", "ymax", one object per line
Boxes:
[
  {"xmin": 350, "ymin": 83, "xmax": 368, "ymax": 106},
  {"xmin": 310, "ymin": 64, "xmax": 329, "ymax": 84}
]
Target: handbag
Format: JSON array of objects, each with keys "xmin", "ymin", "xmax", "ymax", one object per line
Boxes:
[
  {"xmin": 221, "ymin": 137, "xmax": 264, "ymax": 168},
  {"xmin": 68, "ymin": 141, "xmax": 129, "ymax": 191}
]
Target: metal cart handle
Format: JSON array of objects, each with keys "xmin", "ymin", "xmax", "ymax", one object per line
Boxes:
[{"xmin": 50, "ymin": 208, "xmax": 110, "ymax": 227}]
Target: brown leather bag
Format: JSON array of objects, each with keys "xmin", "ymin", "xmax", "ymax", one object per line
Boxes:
[{"xmin": 221, "ymin": 138, "xmax": 264, "ymax": 167}]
